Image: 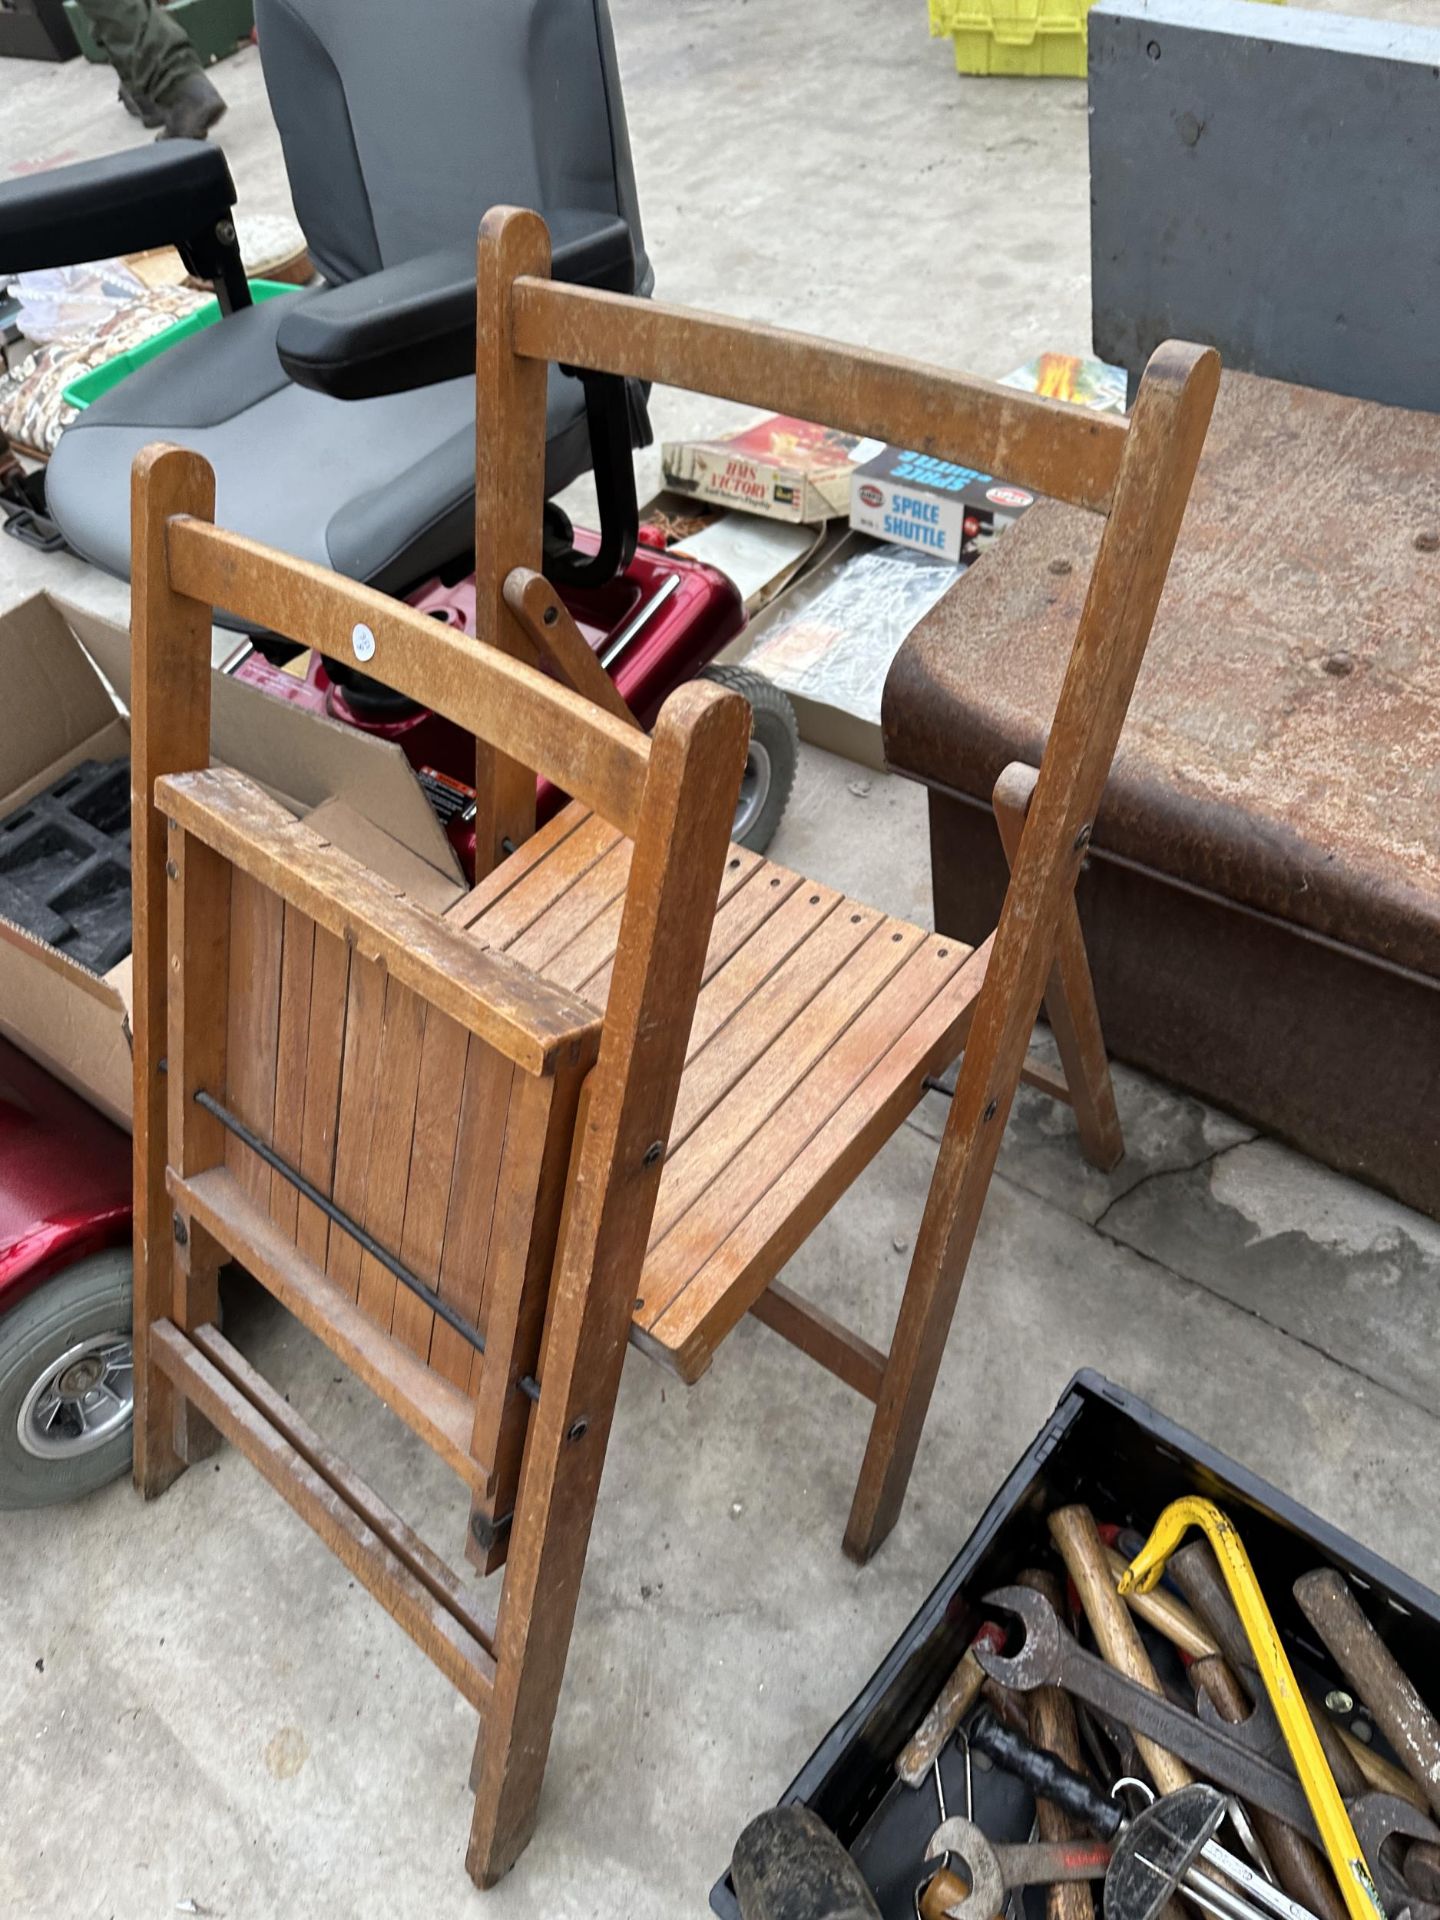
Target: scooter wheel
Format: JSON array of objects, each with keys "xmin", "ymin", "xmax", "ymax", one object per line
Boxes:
[
  {"xmin": 0, "ymin": 1249, "xmax": 133, "ymax": 1510},
  {"xmin": 700, "ymin": 665, "xmax": 800, "ymax": 854}
]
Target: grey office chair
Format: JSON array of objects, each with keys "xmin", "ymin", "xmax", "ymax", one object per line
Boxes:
[{"xmin": 0, "ymin": 0, "xmax": 650, "ymax": 607}]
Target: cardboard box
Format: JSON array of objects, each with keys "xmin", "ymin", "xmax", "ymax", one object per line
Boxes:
[
  {"xmin": 660, "ymin": 415, "xmax": 871, "ymax": 524},
  {"xmin": 849, "ymin": 445, "xmax": 1036, "ymax": 562},
  {"xmin": 740, "ymin": 535, "xmax": 960, "ymax": 770},
  {"xmin": 0, "ymin": 593, "xmax": 465, "ymax": 1128}
]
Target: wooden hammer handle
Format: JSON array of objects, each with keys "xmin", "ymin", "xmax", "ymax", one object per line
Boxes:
[
  {"xmin": 898, "ymin": 1624, "xmax": 1006, "ymax": 1789},
  {"xmin": 1049, "ymin": 1505, "xmax": 1192, "ymax": 1798}
]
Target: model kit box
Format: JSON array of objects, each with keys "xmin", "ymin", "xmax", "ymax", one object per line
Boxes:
[
  {"xmin": 741, "ymin": 535, "xmax": 960, "ymax": 769},
  {"xmin": 1001, "ymin": 351, "xmax": 1128, "ymax": 412},
  {"xmin": 661, "ymin": 415, "xmax": 868, "ymax": 524},
  {"xmin": 849, "ymin": 445, "xmax": 1036, "ymax": 562}
]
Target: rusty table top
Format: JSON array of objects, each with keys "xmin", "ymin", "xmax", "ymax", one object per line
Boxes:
[{"xmin": 883, "ymin": 369, "xmax": 1440, "ymax": 977}]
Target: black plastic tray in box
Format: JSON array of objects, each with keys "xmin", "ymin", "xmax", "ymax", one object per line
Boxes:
[
  {"xmin": 0, "ymin": 757, "xmax": 132, "ymax": 973},
  {"xmin": 711, "ymin": 1369, "xmax": 1440, "ymax": 1919}
]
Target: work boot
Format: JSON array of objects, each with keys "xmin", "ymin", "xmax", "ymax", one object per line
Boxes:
[
  {"xmin": 157, "ymin": 72, "xmax": 227, "ymax": 141},
  {"xmin": 118, "ymin": 81, "xmax": 164, "ymax": 128}
]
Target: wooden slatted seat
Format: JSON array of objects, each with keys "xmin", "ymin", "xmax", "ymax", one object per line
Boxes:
[
  {"xmin": 129, "ymin": 203, "xmax": 1217, "ymax": 1893},
  {"xmin": 447, "ymin": 802, "xmax": 990, "ymax": 1390}
]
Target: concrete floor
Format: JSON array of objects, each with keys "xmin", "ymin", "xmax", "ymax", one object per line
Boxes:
[{"xmin": 4, "ymin": 5, "xmax": 1440, "ymax": 1918}]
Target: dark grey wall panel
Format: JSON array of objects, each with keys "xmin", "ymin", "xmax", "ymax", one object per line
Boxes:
[{"xmin": 1090, "ymin": 0, "xmax": 1440, "ymax": 411}]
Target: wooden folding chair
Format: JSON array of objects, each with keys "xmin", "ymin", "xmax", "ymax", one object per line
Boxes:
[{"xmin": 129, "ymin": 207, "xmax": 1216, "ymax": 1890}]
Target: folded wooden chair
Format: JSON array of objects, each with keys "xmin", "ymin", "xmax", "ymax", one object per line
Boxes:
[{"xmin": 130, "ymin": 207, "xmax": 1216, "ymax": 1889}]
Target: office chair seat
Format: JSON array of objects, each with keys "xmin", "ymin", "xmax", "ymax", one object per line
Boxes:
[{"xmin": 46, "ymin": 290, "xmax": 591, "ymax": 614}]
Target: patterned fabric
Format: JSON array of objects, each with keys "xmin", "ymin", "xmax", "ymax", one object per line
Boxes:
[{"xmin": 0, "ymin": 285, "xmax": 206, "ymax": 459}]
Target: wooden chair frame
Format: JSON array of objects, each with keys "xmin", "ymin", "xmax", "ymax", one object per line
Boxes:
[
  {"xmin": 466, "ymin": 206, "xmax": 1216, "ymax": 1561},
  {"xmin": 130, "ymin": 204, "xmax": 1216, "ymax": 1892}
]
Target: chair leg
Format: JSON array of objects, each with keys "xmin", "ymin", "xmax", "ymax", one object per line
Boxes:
[
  {"xmin": 171, "ymin": 1217, "xmax": 224, "ymax": 1465},
  {"xmin": 134, "ymin": 1234, "xmax": 188, "ymax": 1498},
  {"xmin": 842, "ymin": 1101, "xmax": 1002, "ymax": 1566},
  {"xmin": 464, "ymin": 1362, "xmax": 624, "ymax": 1888},
  {"xmin": 993, "ymin": 763, "xmax": 1123, "ymax": 1172},
  {"xmin": 845, "ymin": 769, "xmax": 1102, "ymax": 1565}
]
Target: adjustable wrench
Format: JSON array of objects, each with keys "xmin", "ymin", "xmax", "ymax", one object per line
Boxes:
[{"xmin": 975, "ymin": 1586, "xmax": 1440, "ymax": 1916}]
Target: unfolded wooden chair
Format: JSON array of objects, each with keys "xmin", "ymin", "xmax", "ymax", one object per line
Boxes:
[{"xmin": 130, "ymin": 206, "xmax": 1217, "ymax": 1889}]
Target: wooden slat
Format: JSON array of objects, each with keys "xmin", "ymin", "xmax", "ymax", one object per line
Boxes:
[
  {"xmin": 639, "ymin": 938, "xmax": 992, "ymax": 1379},
  {"xmin": 428, "ymin": 1040, "xmax": 516, "ymax": 1390},
  {"xmin": 294, "ymin": 926, "xmax": 351, "ymax": 1270},
  {"xmin": 269, "ymin": 905, "xmax": 316, "ymax": 1241},
  {"xmin": 354, "ymin": 980, "xmax": 428, "ymax": 1326},
  {"xmin": 165, "ymin": 823, "xmax": 231, "ymax": 1463},
  {"xmin": 1021, "ymin": 1055, "xmax": 1072, "ymax": 1104},
  {"xmin": 681, "ymin": 881, "xmax": 846, "ymax": 1065},
  {"xmin": 446, "ymin": 804, "xmax": 593, "ymax": 932},
  {"xmin": 165, "ymin": 514, "xmax": 651, "ymax": 840},
  {"xmin": 465, "ymin": 1073, "xmax": 566, "ymax": 1399},
  {"xmin": 641, "ymin": 913, "xmax": 925, "ymax": 1259},
  {"xmin": 466, "ymin": 1067, "xmax": 583, "ymax": 1553},
  {"xmin": 665, "ymin": 897, "xmax": 886, "ymax": 1153},
  {"xmin": 157, "ymin": 767, "xmax": 600, "ymax": 1076},
  {"xmin": 749, "ymin": 1283, "xmax": 886, "ymax": 1402},
  {"xmin": 643, "ymin": 931, "xmax": 972, "ymax": 1332},
  {"xmin": 471, "ymin": 814, "xmax": 621, "ymax": 954},
  {"xmin": 693, "ymin": 856, "xmax": 799, "ymax": 986},
  {"xmin": 652, "ymin": 935, "xmax": 973, "ymax": 1305},
  {"xmin": 511, "ymin": 278, "xmax": 1128, "ymax": 516},
  {"xmin": 325, "ymin": 951, "xmax": 385, "ymax": 1298},
  {"xmin": 559, "ymin": 841, "xmax": 771, "ymax": 1003},
  {"xmin": 391, "ymin": 1008, "xmax": 471, "ymax": 1360},
  {"xmin": 644, "ymin": 918, "xmax": 927, "ymax": 1258},
  {"xmin": 505, "ymin": 839, "xmax": 633, "ymax": 974},
  {"xmin": 165, "ymin": 825, "xmax": 230, "ymax": 1193},
  {"xmin": 223, "ymin": 867, "xmax": 284, "ymax": 1209},
  {"xmin": 170, "ymin": 1166, "xmax": 487, "ymax": 1490},
  {"xmin": 150, "ymin": 1321, "xmax": 495, "ymax": 1710}
]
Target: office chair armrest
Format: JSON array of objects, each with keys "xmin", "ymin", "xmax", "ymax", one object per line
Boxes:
[
  {"xmin": 276, "ymin": 211, "xmax": 635, "ymax": 401},
  {"xmin": 0, "ymin": 143, "xmax": 238, "ymax": 277}
]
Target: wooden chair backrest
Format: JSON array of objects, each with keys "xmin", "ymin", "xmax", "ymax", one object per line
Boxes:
[
  {"xmin": 130, "ymin": 444, "xmax": 752, "ymax": 1567},
  {"xmin": 469, "ymin": 204, "xmax": 1219, "ymax": 1342}
]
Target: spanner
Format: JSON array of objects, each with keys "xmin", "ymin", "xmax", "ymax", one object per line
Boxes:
[
  {"xmin": 974, "ymin": 1585, "xmax": 1440, "ymax": 1912},
  {"xmin": 923, "ymin": 1818, "xmax": 1111, "ymax": 1920}
]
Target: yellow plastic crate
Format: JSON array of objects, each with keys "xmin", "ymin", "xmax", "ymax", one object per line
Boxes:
[{"xmin": 931, "ymin": 0, "xmax": 1281, "ymax": 78}]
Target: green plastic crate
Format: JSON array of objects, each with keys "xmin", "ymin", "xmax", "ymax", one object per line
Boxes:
[
  {"xmin": 63, "ymin": 0, "xmax": 253, "ymax": 67},
  {"xmin": 62, "ymin": 280, "xmax": 292, "ymax": 412},
  {"xmin": 931, "ymin": 0, "xmax": 1282, "ymax": 77}
]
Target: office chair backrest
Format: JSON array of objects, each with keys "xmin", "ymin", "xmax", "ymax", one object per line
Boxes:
[{"xmin": 254, "ymin": 0, "xmax": 649, "ymax": 291}]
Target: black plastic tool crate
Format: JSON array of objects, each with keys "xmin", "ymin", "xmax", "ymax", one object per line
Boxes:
[
  {"xmin": 0, "ymin": 758, "xmax": 131, "ymax": 973},
  {"xmin": 711, "ymin": 1370, "xmax": 1440, "ymax": 1919}
]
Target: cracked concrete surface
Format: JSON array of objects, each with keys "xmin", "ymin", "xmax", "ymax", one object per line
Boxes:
[{"xmin": 3, "ymin": 4, "xmax": 1439, "ymax": 1917}]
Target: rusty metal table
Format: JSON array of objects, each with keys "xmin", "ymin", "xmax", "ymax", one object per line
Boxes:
[{"xmin": 883, "ymin": 369, "xmax": 1440, "ymax": 1214}]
